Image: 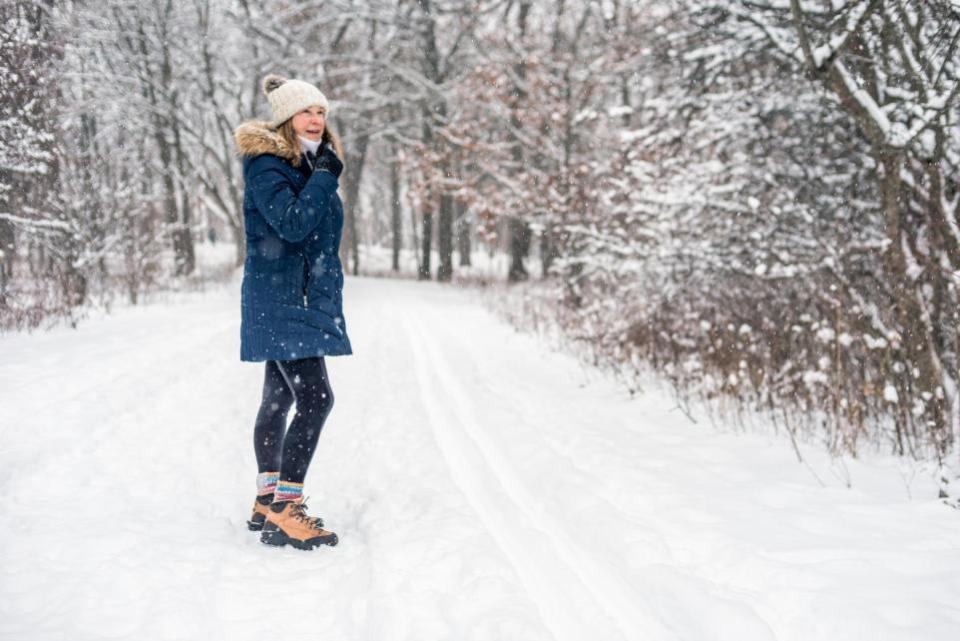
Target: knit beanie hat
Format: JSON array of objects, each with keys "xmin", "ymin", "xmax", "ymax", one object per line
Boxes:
[{"xmin": 262, "ymin": 74, "xmax": 330, "ymax": 128}]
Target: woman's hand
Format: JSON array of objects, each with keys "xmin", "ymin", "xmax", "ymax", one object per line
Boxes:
[{"xmin": 313, "ymin": 146, "xmax": 343, "ymax": 179}]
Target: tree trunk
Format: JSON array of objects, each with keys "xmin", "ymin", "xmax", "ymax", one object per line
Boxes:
[
  {"xmin": 410, "ymin": 192, "xmax": 421, "ymax": 275},
  {"xmin": 878, "ymin": 149, "xmax": 950, "ymax": 454},
  {"xmin": 336, "ymin": 117, "xmax": 369, "ymax": 276},
  {"xmin": 139, "ymin": 7, "xmax": 194, "ymax": 277},
  {"xmin": 419, "ymin": 198, "xmax": 433, "ymax": 280},
  {"xmin": 540, "ymin": 222, "xmax": 560, "ymax": 278},
  {"xmin": 390, "ymin": 139, "xmax": 402, "ymax": 272},
  {"xmin": 417, "ymin": 0, "xmax": 452, "ymax": 281},
  {"xmin": 456, "ymin": 192, "xmax": 471, "ymax": 267},
  {"xmin": 173, "ymin": 136, "xmax": 196, "ymax": 276},
  {"xmin": 0, "ymin": 216, "xmax": 13, "ymax": 300},
  {"xmin": 436, "ymin": 158, "xmax": 454, "ymax": 281},
  {"xmin": 507, "ymin": 1, "xmax": 532, "ymax": 282}
]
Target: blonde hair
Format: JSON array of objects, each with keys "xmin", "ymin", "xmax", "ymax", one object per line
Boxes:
[{"xmin": 277, "ymin": 117, "xmax": 345, "ymax": 168}]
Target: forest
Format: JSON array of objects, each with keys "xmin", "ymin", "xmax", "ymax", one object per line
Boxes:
[{"xmin": 2, "ymin": 0, "xmax": 959, "ymax": 475}]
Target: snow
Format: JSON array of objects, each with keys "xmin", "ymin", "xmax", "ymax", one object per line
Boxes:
[
  {"xmin": 864, "ymin": 334, "xmax": 888, "ymax": 350},
  {"xmin": 815, "ymin": 327, "xmax": 835, "ymax": 342},
  {"xmin": 802, "ymin": 370, "xmax": 828, "ymax": 387},
  {"xmin": 884, "ymin": 384, "xmax": 900, "ymax": 404},
  {"xmin": 832, "ymin": 59, "xmax": 892, "ymax": 140},
  {"xmin": 809, "ymin": 0, "xmax": 874, "ymax": 68},
  {"xmin": 1, "ymin": 273, "xmax": 959, "ymax": 641}
]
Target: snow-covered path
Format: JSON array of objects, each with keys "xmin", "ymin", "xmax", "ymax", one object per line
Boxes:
[{"xmin": 2, "ymin": 274, "xmax": 959, "ymax": 641}]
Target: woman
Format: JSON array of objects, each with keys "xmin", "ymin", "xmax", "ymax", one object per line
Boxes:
[{"xmin": 233, "ymin": 74, "xmax": 352, "ymax": 551}]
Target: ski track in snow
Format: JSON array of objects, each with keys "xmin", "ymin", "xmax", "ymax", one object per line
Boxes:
[
  {"xmin": 403, "ymin": 310, "xmax": 681, "ymax": 641},
  {"xmin": 1, "ymin": 273, "xmax": 960, "ymax": 641}
]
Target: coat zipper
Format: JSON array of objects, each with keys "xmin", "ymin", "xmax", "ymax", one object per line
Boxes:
[{"xmin": 302, "ymin": 257, "xmax": 310, "ymax": 307}]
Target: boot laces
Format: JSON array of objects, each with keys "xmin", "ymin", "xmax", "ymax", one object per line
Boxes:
[{"xmin": 290, "ymin": 497, "xmax": 322, "ymax": 529}]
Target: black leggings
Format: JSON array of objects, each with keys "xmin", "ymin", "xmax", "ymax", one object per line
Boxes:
[{"xmin": 253, "ymin": 357, "xmax": 334, "ymax": 484}]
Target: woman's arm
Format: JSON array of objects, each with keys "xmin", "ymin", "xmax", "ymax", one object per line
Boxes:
[{"xmin": 246, "ymin": 156, "xmax": 339, "ymax": 243}]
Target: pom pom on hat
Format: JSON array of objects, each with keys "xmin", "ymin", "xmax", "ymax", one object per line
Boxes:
[
  {"xmin": 262, "ymin": 74, "xmax": 287, "ymax": 96},
  {"xmin": 261, "ymin": 73, "xmax": 330, "ymax": 128}
]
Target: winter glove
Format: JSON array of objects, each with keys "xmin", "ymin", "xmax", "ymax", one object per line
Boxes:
[{"xmin": 312, "ymin": 145, "xmax": 343, "ymax": 179}]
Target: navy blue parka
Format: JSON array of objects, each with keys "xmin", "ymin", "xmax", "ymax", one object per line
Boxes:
[{"xmin": 234, "ymin": 120, "xmax": 353, "ymax": 362}]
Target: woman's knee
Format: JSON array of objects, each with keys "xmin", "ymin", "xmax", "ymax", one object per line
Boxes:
[
  {"xmin": 265, "ymin": 372, "xmax": 293, "ymax": 401},
  {"xmin": 264, "ymin": 382, "xmax": 295, "ymax": 411},
  {"xmin": 322, "ymin": 383, "xmax": 334, "ymax": 411},
  {"xmin": 261, "ymin": 365, "xmax": 294, "ymax": 412},
  {"xmin": 302, "ymin": 379, "xmax": 334, "ymax": 415},
  {"xmin": 278, "ymin": 359, "xmax": 332, "ymax": 409}
]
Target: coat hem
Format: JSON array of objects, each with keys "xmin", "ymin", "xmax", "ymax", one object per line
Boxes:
[{"xmin": 240, "ymin": 346, "xmax": 353, "ymax": 363}]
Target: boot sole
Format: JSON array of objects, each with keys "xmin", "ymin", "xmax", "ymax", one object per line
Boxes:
[
  {"xmin": 260, "ymin": 522, "xmax": 338, "ymax": 550},
  {"xmin": 248, "ymin": 515, "xmax": 323, "ymax": 532}
]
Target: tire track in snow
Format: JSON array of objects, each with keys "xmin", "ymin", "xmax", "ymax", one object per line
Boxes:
[{"xmin": 401, "ymin": 311, "xmax": 680, "ymax": 641}]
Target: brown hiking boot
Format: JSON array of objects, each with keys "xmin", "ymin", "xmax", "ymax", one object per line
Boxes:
[
  {"xmin": 260, "ymin": 498, "xmax": 338, "ymax": 550},
  {"xmin": 248, "ymin": 494, "xmax": 323, "ymax": 531},
  {"xmin": 247, "ymin": 494, "xmax": 273, "ymax": 531}
]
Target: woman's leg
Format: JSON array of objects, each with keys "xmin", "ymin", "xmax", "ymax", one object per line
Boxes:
[
  {"xmin": 273, "ymin": 357, "xmax": 334, "ymax": 499},
  {"xmin": 253, "ymin": 360, "xmax": 295, "ymax": 476}
]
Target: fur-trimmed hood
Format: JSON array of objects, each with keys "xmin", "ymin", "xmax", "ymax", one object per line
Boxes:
[{"xmin": 234, "ymin": 119, "xmax": 298, "ymax": 162}]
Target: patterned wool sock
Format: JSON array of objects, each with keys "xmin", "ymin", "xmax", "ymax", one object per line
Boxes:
[
  {"xmin": 257, "ymin": 471, "xmax": 280, "ymax": 497},
  {"xmin": 273, "ymin": 480, "xmax": 304, "ymax": 503}
]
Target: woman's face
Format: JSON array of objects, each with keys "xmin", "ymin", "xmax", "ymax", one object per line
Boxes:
[{"xmin": 291, "ymin": 106, "xmax": 326, "ymax": 142}]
